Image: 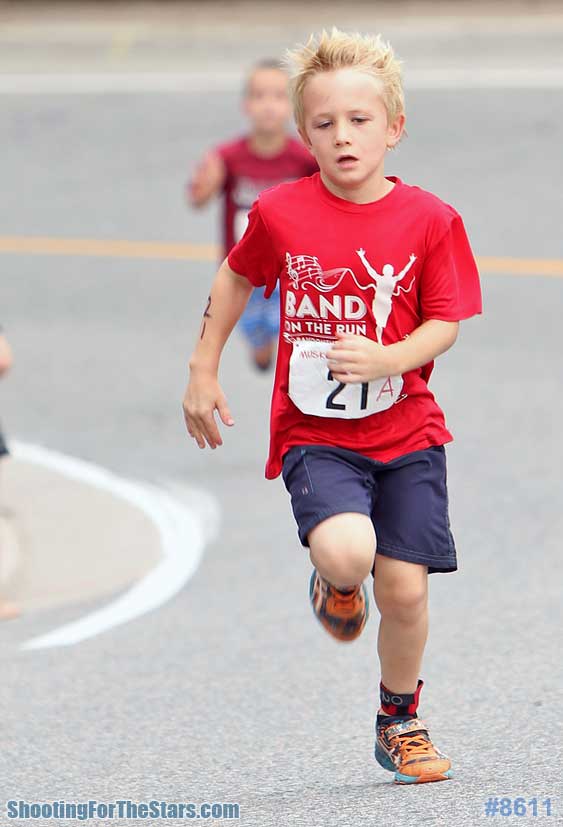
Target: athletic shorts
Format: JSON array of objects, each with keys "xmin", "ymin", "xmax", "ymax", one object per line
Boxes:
[
  {"xmin": 281, "ymin": 444, "xmax": 457, "ymax": 574},
  {"xmin": 239, "ymin": 285, "xmax": 280, "ymax": 349}
]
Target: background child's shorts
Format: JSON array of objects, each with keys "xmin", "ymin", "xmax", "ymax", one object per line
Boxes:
[
  {"xmin": 239, "ymin": 285, "xmax": 280, "ymax": 349},
  {"xmin": 282, "ymin": 444, "xmax": 457, "ymax": 574}
]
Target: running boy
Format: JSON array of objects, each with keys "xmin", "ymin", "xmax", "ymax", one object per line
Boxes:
[
  {"xmin": 187, "ymin": 58, "xmax": 318, "ymax": 370},
  {"xmin": 183, "ymin": 29, "xmax": 482, "ymax": 784}
]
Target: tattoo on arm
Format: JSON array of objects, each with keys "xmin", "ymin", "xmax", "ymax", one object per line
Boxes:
[{"xmin": 200, "ymin": 295, "xmax": 212, "ymax": 339}]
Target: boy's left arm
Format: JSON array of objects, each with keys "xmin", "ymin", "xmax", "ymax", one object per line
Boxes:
[
  {"xmin": 387, "ymin": 319, "xmax": 459, "ymax": 375},
  {"xmin": 327, "ymin": 320, "xmax": 458, "ymax": 384}
]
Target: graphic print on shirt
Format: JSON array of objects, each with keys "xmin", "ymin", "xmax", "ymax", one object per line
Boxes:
[
  {"xmin": 355, "ymin": 248, "xmax": 417, "ymax": 344},
  {"xmin": 284, "ymin": 250, "xmax": 417, "ymax": 420}
]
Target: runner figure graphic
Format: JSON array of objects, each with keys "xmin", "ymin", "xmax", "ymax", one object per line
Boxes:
[{"xmin": 356, "ymin": 249, "xmax": 417, "ymax": 343}]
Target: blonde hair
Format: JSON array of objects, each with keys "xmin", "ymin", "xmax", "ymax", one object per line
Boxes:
[{"xmin": 285, "ymin": 28, "xmax": 404, "ymax": 132}]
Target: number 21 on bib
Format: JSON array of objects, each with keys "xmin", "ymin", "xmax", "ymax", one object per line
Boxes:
[{"xmin": 288, "ymin": 339, "xmax": 403, "ymax": 419}]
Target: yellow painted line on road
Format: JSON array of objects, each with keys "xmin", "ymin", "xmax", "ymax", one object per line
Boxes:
[
  {"xmin": 109, "ymin": 31, "xmax": 135, "ymax": 60},
  {"xmin": 0, "ymin": 236, "xmax": 562, "ymax": 277},
  {"xmin": 476, "ymin": 256, "xmax": 563, "ymax": 277},
  {"xmin": 0, "ymin": 236, "xmax": 218, "ymax": 262}
]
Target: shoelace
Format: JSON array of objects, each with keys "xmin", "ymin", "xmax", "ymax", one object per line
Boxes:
[
  {"xmin": 326, "ymin": 585, "xmax": 362, "ymax": 616},
  {"xmin": 387, "ymin": 729, "xmax": 436, "ymax": 763}
]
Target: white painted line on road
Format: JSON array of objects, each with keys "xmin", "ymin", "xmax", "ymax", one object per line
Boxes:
[
  {"xmin": 11, "ymin": 441, "xmax": 219, "ymax": 650},
  {"xmin": 0, "ymin": 72, "xmax": 243, "ymax": 94},
  {"xmin": 1, "ymin": 67, "xmax": 563, "ymax": 94},
  {"xmin": 405, "ymin": 67, "xmax": 563, "ymax": 89}
]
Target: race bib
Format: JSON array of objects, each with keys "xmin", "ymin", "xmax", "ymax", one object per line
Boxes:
[{"xmin": 288, "ymin": 339, "xmax": 403, "ymax": 419}]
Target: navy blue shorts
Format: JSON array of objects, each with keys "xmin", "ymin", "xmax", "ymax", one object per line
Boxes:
[{"xmin": 281, "ymin": 444, "xmax": 457, "ymax": 574}]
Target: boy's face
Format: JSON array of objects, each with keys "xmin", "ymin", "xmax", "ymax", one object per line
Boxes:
[
  {"xmin": 298, "ymin": 68, "xmax": 405, "ymax": 192},
  {"xmin": 243, "ymin": 68, "xmax": 292, "ymax": 135}
]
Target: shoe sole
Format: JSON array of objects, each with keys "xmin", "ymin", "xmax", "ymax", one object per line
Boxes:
[
  {"xmin": 375, "ymin": 744, "xmax": 453, "ymax": 784},
  {"xmin": 395, "ymin": 769, "xmax": 453, "ymax": 784},
  {"xmin": 309, "ymin": 571, "xmax": 369, "ymax": 642}
]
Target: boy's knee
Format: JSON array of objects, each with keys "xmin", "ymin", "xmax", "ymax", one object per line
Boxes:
[
  {"xmin": 374, "ymin": 576, "xmax": 427, "ymax": 621},
  {"xmin": 308, "ymin": 513, "xmax": 375, "ymax": 587}
]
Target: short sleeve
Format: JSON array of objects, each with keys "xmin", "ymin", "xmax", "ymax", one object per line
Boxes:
[
  {"xmin": 227, "ymin": 199, "xmax": 280, "ymax": 298},
  {"xmin": 420, "ymin": 213, "xmax": 482, "ymax": 321}
]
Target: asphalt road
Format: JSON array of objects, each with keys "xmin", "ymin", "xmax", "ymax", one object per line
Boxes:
[{"xmin": 1, "ymin": 17, "xmax": 563, "ymax": 827}]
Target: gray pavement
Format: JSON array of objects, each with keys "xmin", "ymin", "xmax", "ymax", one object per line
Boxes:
[
  {"xmin": 0, "ymin": 455, "xmax": 160, "ymax": 611},
  {"xmin": 2, "ymin": 0, "xmax": 563, "ymax": 79},
  {"xmin": 1, "ymin": 3, "xmax": 563, "ymax": 826}
]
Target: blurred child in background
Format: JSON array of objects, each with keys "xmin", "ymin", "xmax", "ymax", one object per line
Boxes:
[{"xmin": 187, "ymin": 59, "xmax": 318, "ymax": 370}]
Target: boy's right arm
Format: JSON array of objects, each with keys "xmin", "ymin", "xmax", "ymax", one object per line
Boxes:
[
  {"xmin": 186, "ymin": 150, "xmax": 226, "ymax": 208},
  {"xmin": 182, "ymin": 259, "xmax": 253, "ymax": 449}
]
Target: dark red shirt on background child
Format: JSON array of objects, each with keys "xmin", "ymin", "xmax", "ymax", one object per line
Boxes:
[{"xmin": 216, "ymin": 136, "xmax": 318, "ymax": 254}]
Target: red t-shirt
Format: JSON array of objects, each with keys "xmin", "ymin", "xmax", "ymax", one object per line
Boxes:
[
  {"xmin": 216, "ymin": 135, "xmax": 318, "ymax": 254},
  {"xmin": 228, "ymin": 173, "xmax": 482, "ymax": 480}
]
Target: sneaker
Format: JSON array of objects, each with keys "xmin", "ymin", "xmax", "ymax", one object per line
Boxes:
[
  {"xmin": 252, "ymin": 341, "xmax": 275, "ymax": 371},
  {"xmin": 375, "ymin": 716, "xmax": 453, "ymax": 784},
  {"xmin": 309, "ymin": 569, "xmax": 369, "ymax": 642}
]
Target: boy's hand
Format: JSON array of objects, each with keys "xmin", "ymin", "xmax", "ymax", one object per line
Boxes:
[
  {"xmin": 327, "ymin": 332, "xmax": 395, "ymax": 383},
  {"xmin": 187, "ymin": 151, "xmax": 226, "ymax": 208},
  {"xmin": 182, "ymin": 371, "xmax": 234, "ymax": 449}
]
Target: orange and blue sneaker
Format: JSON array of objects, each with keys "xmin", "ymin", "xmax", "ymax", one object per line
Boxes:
[
  {"xmin": 309, "ymin": 569, "xmax": 369, "ymax": 642},
  {"xmin": 375, "ymin": 716, "xmax": 453, "ymax": 784}
]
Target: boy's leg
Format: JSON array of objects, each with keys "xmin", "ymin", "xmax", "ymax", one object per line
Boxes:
[
  {"xmin": 369, "ymin": 446, "xmax": 455, "ymax": 783},
  {"xmin": 252, "ymin": 341, "xmax": 276, "ymax": 371},
  {"xmin": 307, "ymin": 513, "xmax": 374, "ymax": 641},
  {"xmin": 282, "ymin": 446, "xmax": 376, "ymax": 642},
  {"xmin": 373, "ymin": 555, "xmax": 428, "ymax": 695},
  {"xmin": 238, "ymin": 288, "xmax": 276, "ymax": 371},
  {"xmin": 309, "ymin": 512, "xmax": 375, "ymax": 590},
  {"xmin": 371, "ymin": 445, "xmax": 456, "ymax": 692},
  {"xmin": 373, "ymin": 559, "xmax": 451, "ymax": 783}
]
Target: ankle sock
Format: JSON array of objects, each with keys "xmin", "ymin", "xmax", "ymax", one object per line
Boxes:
[
  {"xmin": 377, "ymin": 713, "xmax": 415, "ymax": 731},
  {"xmin": 377, "ymin": 679, "xmax": 423, "ymax": 728}
]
